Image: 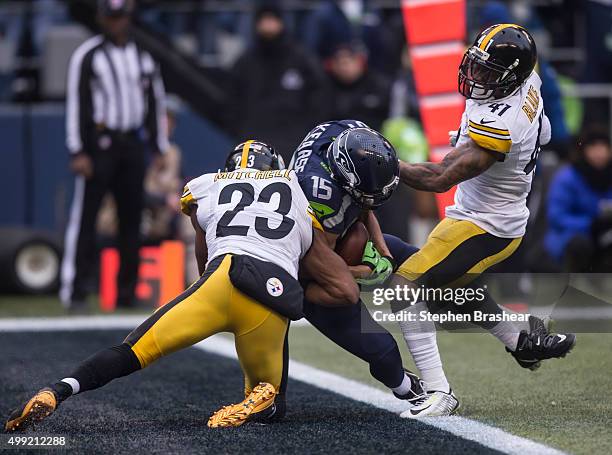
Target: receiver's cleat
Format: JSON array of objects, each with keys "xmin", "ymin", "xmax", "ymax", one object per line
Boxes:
[
  {"xmin": 208, "ymin": 382, "xmax": 276, "ymax": 428},
  {"xmin": 5, "ymin": 388, "xmax": 57, "ymax": 432},
  {"xmin": 393, "ymin": 368, "xmax": 426, "ymax": 404},
  {"xmin": 400, "ymin": 389, "xmax": 459, "ymax": 418}
]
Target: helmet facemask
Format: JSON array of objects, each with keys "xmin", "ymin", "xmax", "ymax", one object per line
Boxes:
[
  {"xmin": 458, "ymin": 47, "xmax": 520, "ymax": 101},
  {"xmin": 344, "ymin": 176, "xmax": 399, "ymax": 209}
]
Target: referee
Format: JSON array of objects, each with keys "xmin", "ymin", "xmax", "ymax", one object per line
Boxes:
[{"xmin": 60, "ymin": 0, "xmax": 168, "ymax": 310}]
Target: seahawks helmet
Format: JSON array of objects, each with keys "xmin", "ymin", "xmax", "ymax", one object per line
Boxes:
[
  {"xmin": 459, "ymin": 23, "xmax": 537, "ymax": 101},
  {"xmin": 326, "ymin": 127, "xmax": 399, "ymax": 208},
  {"xmin": 224, "ymin": 140, "xmax": 285, "ymax": 172}
]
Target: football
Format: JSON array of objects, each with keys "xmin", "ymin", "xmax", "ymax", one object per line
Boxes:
[{"xmin": 335, "ymin": 221, "xmax": 369, "ymax": 266}]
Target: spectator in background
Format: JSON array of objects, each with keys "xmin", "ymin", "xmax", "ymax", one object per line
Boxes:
[
  {"xmin": 98, "ymin": 95, "xmax": 182, "ymax": 244},
  {"xmin": 582, "ymin": 0, "xmax": 612, "ymax": 128},
  {"xmin": 142, "ymin": 95, "xmax": 183, "ymax": 243},
  {"xmin": 304, "ymin": 0, "xmax": 386, "ymax": 70},
  {"xmin": 544, "ymin": 129, "xmax": 612, "ymax": 272},
  {"xmin": 326, "ymin": 43, "xmax": 390, "ymax": 130},
  {"xmin": 228, "ymin": 4, "xmax": 327, "ymax": 163}
]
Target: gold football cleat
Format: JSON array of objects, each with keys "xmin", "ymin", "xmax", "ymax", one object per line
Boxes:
[
  {"xmin": 208, "ymin": 382, "xmax": 276, "ymax": 428},
  {"xmin": 5, "ymin": 388, "xmax": 57, "ymax": 432}
]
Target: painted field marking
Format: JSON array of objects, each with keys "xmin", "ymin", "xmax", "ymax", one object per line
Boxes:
[{"xmin": 0, "ymin": 315, "xmax": 566, "ymax": 455}]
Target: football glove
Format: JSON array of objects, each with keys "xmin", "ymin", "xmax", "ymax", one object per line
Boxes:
[
  {"xmin": 449, "ymin": 130, "xmax": 459, "ymax": 147},
  {"xmin": 357, "ymin": 242, "xmax": 395, "ymax": 286},
  {"xmin": 361, "ymin": 241, "xmax": 381, "ymax": 270}
]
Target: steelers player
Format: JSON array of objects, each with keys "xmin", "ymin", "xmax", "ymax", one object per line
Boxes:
[
  {"xmin": 393, "ymin": 24, "xmax": 576, "ymax": 417},
  {"xmin": 5, "ymin": 141, "xmax": 359, "ymax": 432}
]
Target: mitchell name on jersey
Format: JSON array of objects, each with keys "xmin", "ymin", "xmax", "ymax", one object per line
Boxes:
[
  {"xmin": 181, "ymin": 168, "xmax": 314, "ymax": 278},
  {"xmin": 446, "ymin": 71, "xmax": 552, "ymax": 238}
]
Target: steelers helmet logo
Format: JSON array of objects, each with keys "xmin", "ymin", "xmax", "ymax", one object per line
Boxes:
[{"xmin": 266, "ymin": 278, "xmax": 284, "ymax": 297}]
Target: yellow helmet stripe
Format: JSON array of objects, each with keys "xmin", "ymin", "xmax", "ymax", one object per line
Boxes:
[
  {"xmin": 479, "ymin": 23, "xmax": 516, "ymax": 51},
  {"xmin": 240, "ymin": 140, "xmax": 254, "ymax": 168}
]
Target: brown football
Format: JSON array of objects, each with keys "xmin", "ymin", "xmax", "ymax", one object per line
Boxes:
[{"xmin": 335, "ymin": 221, "xmax": 369, "ymax": 266}]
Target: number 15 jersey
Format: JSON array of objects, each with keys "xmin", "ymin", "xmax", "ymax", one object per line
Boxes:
[
  {"xmin": 446, "ymin": 71, "xmax": 552, "ymax": 238},
  {"xmin": 181, "ymin": 169, "xmax": 314, "ymax": 279}
]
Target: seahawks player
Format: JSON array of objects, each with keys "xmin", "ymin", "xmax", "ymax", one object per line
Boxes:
[
  {"xmin": 289, "ymin": 121, "xmax": 451, "ymax": 410},
  {"xmin": 5, "ymin": 141, "xmax": 359, "ymax": 431},
  {"xmin": 394, "ymin": 24, "xmax": 576, "ymax": 417}
]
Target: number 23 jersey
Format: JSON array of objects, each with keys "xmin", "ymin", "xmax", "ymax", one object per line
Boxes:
[
  {"xmin": 446, "ymin": 71, "xmax": 552, "ymax": 238},
  {"xmin": 181, "ymin": 169, "xmax": 313, "ymax": 279}
]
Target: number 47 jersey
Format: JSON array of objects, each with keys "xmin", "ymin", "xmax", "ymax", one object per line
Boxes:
[
  {"xmin": 446, "ymin": 71, "xmax": 552, "ymax": 238},
  {"xmin": 181, "ymin": 169, "xmax": 314, "ymax": 279}
]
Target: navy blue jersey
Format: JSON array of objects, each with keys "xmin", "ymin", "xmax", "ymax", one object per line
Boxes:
[{"xmin": 290, "ymin": 120, "xmax": 368, "ymax": 236}]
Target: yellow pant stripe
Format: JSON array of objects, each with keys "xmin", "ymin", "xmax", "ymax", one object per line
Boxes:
[
  {"xmin": 447, "ymin": 237, "xmax": 522, "ymax": 288},
  {"xmin": 397, "ymin": 218, "xmax": 486, "ymax": 281},
  {"xmin": 466, "ymin": 237, "xmax": 522, "ymax": 274}
]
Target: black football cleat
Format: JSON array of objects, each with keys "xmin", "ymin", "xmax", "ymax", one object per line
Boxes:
[
  {"xmin": 507, "ymin": 315, "xmax": 550, "ymax": 370},
  {"xmin": 393, "ymin": 368, "xmax": 426, "ymax": 404},
  {"xmin": 5, "ymin": 388, "xmax": 58, "ymax": 432},
  {"xmin": 508, "ymin": 321, "xmax": 576, "ymax": 368}
]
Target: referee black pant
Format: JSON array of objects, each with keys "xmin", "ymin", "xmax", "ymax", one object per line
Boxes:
[{"xmin": 60, "ymin": 131, "xmax": 145, "ymax": 307}]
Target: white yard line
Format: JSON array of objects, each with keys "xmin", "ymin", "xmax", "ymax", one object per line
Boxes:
[
  {"xmin": 0, "ymin": 316, "xmax": 566, "ymax": 455},
  {"xmin": 549, "ymin": 306, "xmax": 612, "ymax": 320},
  {"xmin": 194, "ymin": 336, "xmax": 566, "ymax": 455},
  {"xmin": 0, "ymin": 315, "xmax": 148, "ymax": 332},
  {"xmin": 0, "ymin": 303, "xmax": 610, "ymax": 333}
]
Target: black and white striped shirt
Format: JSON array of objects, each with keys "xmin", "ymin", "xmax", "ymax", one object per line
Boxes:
[{"xmin": 66, "ymin": 35, "xmax": 169, "ymax": 155}]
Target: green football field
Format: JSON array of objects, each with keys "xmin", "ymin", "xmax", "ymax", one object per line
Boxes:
[{"xmin": 1, "ymin": 295, "xmax": 611, "ymax": 454}]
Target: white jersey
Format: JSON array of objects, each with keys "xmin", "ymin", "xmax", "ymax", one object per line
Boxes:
[
  {"xmin": 181, "ymin": 169, "xmax": 314, "ymax": 278},
  {"xmin": 446, "ymin": 71, "xmax": 552, "ymax": 238}
]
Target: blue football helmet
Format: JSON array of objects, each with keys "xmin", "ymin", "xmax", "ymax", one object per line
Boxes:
[{"xmin": 327, "ymin": 127, "xmax": 400, "ymax": 208}]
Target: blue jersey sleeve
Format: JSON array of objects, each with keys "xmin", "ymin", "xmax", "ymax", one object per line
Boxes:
[{"xmin": 299, "ymin": 165, "xmax": 361, "ymax": 236}]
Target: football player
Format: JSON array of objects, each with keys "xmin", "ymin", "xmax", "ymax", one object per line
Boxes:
[
  {"xmin": 289, "ymin": 121, "xmax": 454, "ymax": 413},
  {"xmin": 393, "ymin": 24, "xmax": 576, "ymax": 417},
  {"xmin": 5, "ymin": 141, "xmax": 360, "ymax": 431}
]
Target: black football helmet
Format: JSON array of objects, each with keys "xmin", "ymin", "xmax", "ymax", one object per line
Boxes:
[
  {"xmin": 459, "ymin": 23, "xmax": 537, "ymax": 101},
  {"xmin": 326, "ymin": 127, "xmax": 399, "ymax": 208},
  {"xmin": 224, "ymin": 140, "xmax": 285, "ymax": 172}
]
